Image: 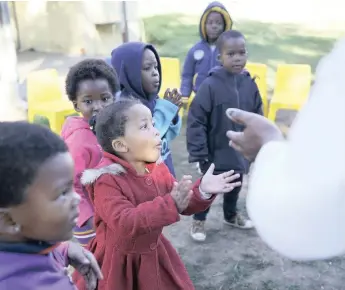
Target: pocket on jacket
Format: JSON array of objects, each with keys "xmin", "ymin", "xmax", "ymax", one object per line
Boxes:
[
  {"xmin": 213, "ymin": 148, "xmax": 246, "ymax": 172},
  {"xmin": 89, "ymin": 235, "xmax": 105, "ymax": 269},
  {"xmin": 212, "ymin": 102, "xmax": 240, "ymax": 134}
]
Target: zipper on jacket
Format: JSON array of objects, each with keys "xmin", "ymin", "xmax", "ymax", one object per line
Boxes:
[
  {"xmin": 234, "ymin": 75, "xmax": 240, "ymax": 109},
  {"xmin": 210, "ymin": 45, "xmax": 215, "ymax": 69},
  {"xmin": 234, "ymin": 75, "xmax": 241, "ymax": 132}
]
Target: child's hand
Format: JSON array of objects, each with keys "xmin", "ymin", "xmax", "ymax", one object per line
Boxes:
[
  {"xmin": 67, "ymin": 242, "xmax": 103, "ymax": 290},
  {"xmin": 164, "ymin": 88, "xmax": 183, "ymax": 109},
  {"xmin": 170, "ymin": 175, "xmax": 193, "ymax": 213},
  {"xmin": 200, "ymin": 164, "xmax": 241, "ymax": 194}
]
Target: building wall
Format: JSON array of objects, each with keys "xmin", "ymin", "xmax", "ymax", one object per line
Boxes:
[{"xmin": 11, "ymin": 1, "xmax": 142, "ymax": 55}]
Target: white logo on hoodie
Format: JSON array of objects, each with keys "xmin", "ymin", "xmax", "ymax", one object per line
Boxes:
[{"xmin": 194, "ymin": 50, "xmax": 204, "ymax": 61}]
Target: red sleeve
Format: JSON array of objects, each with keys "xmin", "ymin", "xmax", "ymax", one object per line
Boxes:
[
  {"xmin": 69, "ymin": 146, "xmax": 94, "ymax": 225},
  {"xmin": 181, "ymin": 178, "xmax": 216, "ymax": 216},
  {"xmin": 93, "ymin": 178, "xmax": 180, "ymax": 237}
]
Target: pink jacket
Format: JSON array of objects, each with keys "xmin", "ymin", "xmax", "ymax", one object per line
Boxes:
[{"xmin": 61, "ymin": 117, "xmax": 103, "ymax": 227}]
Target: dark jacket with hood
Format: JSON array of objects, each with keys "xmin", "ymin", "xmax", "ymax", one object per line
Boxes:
[
  {"xmin": 187, "ymin": 66, "xmax": 263, "ymax": 174},
  {"xmin": 110, "ymin": 42, "xmax": 181, "ymax": 176},
  {"xmin": 180, "ymin": 1, "xmax": 233, "ymax": 97}
]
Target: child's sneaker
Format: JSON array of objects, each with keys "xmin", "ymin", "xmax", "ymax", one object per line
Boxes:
[
  {"xmin": 190, "ymin": 220, "xmax": 206, "ymax": 241},
  {"xmin": 195, "ymin": 162, "xmax": 202, "ymax": 175},
  {"xmin": 224, "ymin": 214, "xmax": 254, "ymax": 229}
]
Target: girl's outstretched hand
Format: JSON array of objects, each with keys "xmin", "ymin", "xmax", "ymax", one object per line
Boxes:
[
  {"xmin": 200, "ymin": 164, "xmax": 241, "ymax": 194},
  {"xmin": 170, "ymin": 175, "xmax": 193, "ymax": 213}
]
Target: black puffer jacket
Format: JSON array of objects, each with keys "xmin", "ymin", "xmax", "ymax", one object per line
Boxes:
[{"xmin": 187, "ymin": 66, "xmax": 263, "ymax": 174}]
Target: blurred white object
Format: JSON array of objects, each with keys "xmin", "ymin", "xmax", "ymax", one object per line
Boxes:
[
  {"xmin": 0, "ymin": 2, "xmax": 26, "ymax": 121},
  {"xmin": 247, "ymin": 37, "xmax": 345, "ymax": 261}
]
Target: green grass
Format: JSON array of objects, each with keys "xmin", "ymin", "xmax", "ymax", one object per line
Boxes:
[{"xmin": 143, "ymin": 14, "xmax": 342, "ymax": 90}]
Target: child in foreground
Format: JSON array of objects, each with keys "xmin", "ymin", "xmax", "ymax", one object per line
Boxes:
[
  {"xmin": 0, "ymin": 122, "xmax": 102, "ymax": 290},
  {"xmin": 187, "ymin": 30, "xmax": 263, "ymax": 242},
  {"xmin": 61, "ymin": 59, "xmax": 120, "ymax": 246},
  {"xmin": 111, "ymin": 42, "xmax": 182, "ymax": 176},
  {"xmin": 73, "ymin": 99, "xmax": 241, "ymax": 290}
]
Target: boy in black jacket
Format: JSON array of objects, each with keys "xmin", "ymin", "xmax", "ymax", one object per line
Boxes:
[{"xmin": 187, "ymin": 30, "xmax": 263, "ymax": 242}]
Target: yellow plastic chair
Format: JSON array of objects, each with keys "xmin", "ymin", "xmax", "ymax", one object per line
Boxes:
[
  {"xmin": 26, "ymin": 69, "xmax": 77, "ymax": 134},
  {"xmin": 29, "ymin": 100, "xmax": 76, "ymax": 134},
  {"xmin": 186, "ymin": 92, "xmax": 195, "ymax": 112},
  {"xmin": 159, "ymin": 57, "xmax": 181, "ymax": 97},
  {"xmin": 245, "ymin": 63, "xmax": 268, "ymax": 116},
  {"xmin": 159, "ymin": 57, "xmax": 183, "ymax": 117},
  {"xmin": 268, "ymin": 64, "xmax": 312, "ymax": 122},
  {"xmin": 184, "ymin": 73, "xmax": 198, "ymax": 114},
  {"xmin": 179, "ymin": 106, "xmax": 184, "ymax": 119},
  {"xmin": 27, "ymin": 69, "xmax": 60, "ymax": 107}
]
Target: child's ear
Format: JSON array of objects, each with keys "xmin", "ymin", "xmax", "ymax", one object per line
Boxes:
[
  {"xmin": 216, "ymin": 54, "xmax": 221, "ymax": 62},
  {"xmin": 0, "ymin": 210, "xmax": 21, "ymax": 236},
  {"xmin": 111, "ymin": 138, "xmax": 128, "ymax": 154},
  {"xmin": 72, "ymin": 101, "xmax": 80, "ymax": 112}
]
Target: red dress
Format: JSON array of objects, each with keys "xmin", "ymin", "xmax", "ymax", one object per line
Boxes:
[{"xmin": 73, "ymin": 152, "xmax": 215, "ymax": 290}]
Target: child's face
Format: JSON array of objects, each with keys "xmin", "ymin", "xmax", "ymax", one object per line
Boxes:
[
  {"xmin": 7, "ymin": 153, "xmax": 80, "ymax": 242},
  {"xmin": 73, "ymin": 78, "xmax": 114, "ymax": 120},
  {"xmin": 205, "ymin": 12, "xmax": 225, "ymax": 43},
  {"xmin": 219, "ymin": 37, "xmax": 247, "ymax": 74},
  {"xmin": 114, "ymin": 104, "xmax": 161, "ymax": 164},
  {"xmin": 141, "ymin": 49, "xmax": 160, "ymax": 95}
]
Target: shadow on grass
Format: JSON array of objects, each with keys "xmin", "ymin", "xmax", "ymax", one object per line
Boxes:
[
  {"xmin": 144, "ymin": 14, "xmax": 199, "ymax": 58},
  {"xmin": 144, "ymin": 14, "xmax": 340, "ymax": 87}
]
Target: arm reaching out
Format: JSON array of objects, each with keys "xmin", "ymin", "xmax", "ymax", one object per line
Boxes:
[
  {"xmin": 186, "ymin": 81, "xmax": 212, "ymax": 163},
  {"xmin": 168, "ymin": 165, "xmax": 242, "ymax": 216}
]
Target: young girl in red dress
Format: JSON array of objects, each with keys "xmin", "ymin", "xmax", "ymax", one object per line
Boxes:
[{"xmin": 73, "ymin": 98, "xmax": 242, "ymax": 290}]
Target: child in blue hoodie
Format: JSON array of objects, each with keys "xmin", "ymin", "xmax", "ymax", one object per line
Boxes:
[
  {"xmin": 111, "ymin": 42, "xmax": 182, "ymax": 176},
  {"xmin": 180, "ymin": 1, "xmax": 232, "ymax": 99}
]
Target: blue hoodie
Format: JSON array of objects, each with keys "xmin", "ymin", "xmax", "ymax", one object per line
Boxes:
[
  {"xmin": 180, "ymin": 1, "xmax": 233, "ymax": 97},
  {"xmin": 110, "ymin": 42, "xmax": 181, "ymax": 176}
]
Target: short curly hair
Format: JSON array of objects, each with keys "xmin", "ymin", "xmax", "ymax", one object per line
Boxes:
[
  {"xmin": 0, "ymin": 122, "xmax": 68, "ymax": 207},
  {"xmin": 65, "ymin": 58, "xmax": 120, "ymax": 101},
  {"xmin": 95, "ymin": 98, "xmax": 142, "ymax": 155},
  {"xmin": 216, "ymin": 30, "xmax": 245, "ymax": 53}
]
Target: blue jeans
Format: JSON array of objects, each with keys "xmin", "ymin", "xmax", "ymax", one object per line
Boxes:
[{"xmin": 194, "ymin": 174, "xmax": 243, "ymax": 221}]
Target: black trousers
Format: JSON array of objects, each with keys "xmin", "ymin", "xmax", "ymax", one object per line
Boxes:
[{"xmin": 194, "ymin": 170, "xmax": 243, "ymax": 221}]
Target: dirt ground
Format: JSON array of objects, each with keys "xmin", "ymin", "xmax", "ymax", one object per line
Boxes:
[
  {"xmin": 168, "ymin": 120, "xmax": 345, "ymax": 290},
  {"xmin": 17, "ymin": 51, "xmax": 345, "ymax": 290}
]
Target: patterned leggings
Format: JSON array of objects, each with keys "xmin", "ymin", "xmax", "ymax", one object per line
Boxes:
[{"xmin": 73, "ymin": 219, "xmax": 96, "ymax": 247}]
